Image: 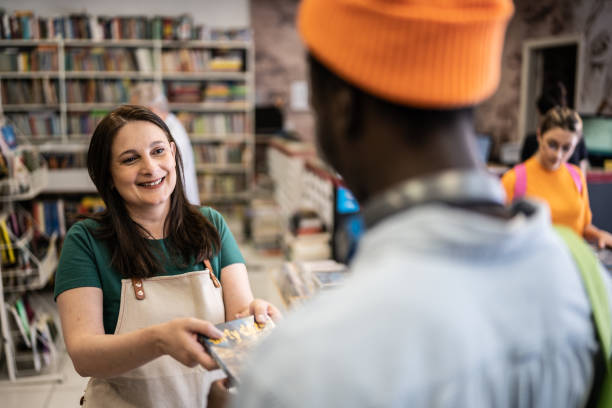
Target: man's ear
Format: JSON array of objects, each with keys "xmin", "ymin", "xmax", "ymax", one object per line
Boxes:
[{"xmin": 330, "ymin": 85, "xmax": 360, "ymax": 141}]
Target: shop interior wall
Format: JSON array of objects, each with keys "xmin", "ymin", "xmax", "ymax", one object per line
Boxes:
[
  {"xmin": 1, "ymin": 0, "xmax": 249, "ymax": 29},
  {"xmin": 475, "ymin": 0, "xmax": 612, "ymax": 159},
  {"xmin": 251, "ymin": 0, "xmax": 315, "ymax": 142}
]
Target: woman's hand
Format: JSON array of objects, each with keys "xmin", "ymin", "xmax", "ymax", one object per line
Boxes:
[
  {"xmin": 155, "ymin": 317, "xmax": 223, "ymax": 369},
  {"xmin": 595, "ymin": 229, "xmax": 612, "ymax": 249},
  {"xmin": 235, "ymin": 299, "xmax": 282, "ymax": 324}
]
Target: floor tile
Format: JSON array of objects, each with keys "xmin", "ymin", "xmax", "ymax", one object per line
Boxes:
[
  {"xmin": 0, "ymin": 384, "xmax": 52, "ymax": 408},
  {"xmin": 45, "ymin": 385, "xmax": 84, "ymax": 408}
]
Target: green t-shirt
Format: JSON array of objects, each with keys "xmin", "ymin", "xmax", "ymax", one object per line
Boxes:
[{"xmin": 53, "ymin": 207, "xmax": 245, "ymax": 334}]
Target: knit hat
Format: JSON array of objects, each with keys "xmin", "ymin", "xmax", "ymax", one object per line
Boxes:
[{"xmin": 298, "ymin": 0, "xmax": 514, "ymax": 108}]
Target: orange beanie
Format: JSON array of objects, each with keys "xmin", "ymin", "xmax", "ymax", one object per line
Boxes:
[{"xmin": 298, "ymin": 0, "xmax": 514, "ymax": 108}]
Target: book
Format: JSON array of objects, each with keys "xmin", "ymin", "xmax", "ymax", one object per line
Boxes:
[{"xmin": 197, "ymin": 315, "xmax": 275, "ymax": 385}]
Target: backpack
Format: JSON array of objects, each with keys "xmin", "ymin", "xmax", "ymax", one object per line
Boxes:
[
  {"xmin": 513, "ymin": 163, "xmax": 582, "ymax": 199},
  {"xmin": 555, "ymin": 226, "xmax": 612, "ymax": 407}
]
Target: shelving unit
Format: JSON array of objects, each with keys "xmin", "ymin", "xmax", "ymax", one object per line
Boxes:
[
  {"xmin": 0, "ymin": 138, "xmax": 61, "ymax": 383},
  {"xmin": 0, "ymin": 35, "xmax": 255, "ymax": 203}
]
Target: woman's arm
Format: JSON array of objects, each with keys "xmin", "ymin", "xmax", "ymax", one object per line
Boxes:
[
  {"xmin": 584, "ymin": 224, "xmax": 612, "ymax": 249},
  {"xmin": 58, "ymin": 287, "xmax": 222, "ymax": 378},
  {"xmin": 220, "ymin": 263, "xmax": 281, "ymax": 323}
]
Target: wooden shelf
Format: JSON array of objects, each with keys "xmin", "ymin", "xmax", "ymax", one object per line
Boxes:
[
  {"xmin": 0, "ymin": 72, "xmax": 60, "ymax": 78},
  {"xmin": 64, "ymin": 39, "xmax": 155, "ymax": 47},
  {"xmin": 196, "ymin": 163, "xmax": 247, "ymax": 173},
  {"xmin": 2, "ymin": 104, "xmax": 60, "ymax": 111},
  {"xmin": 162, "ymin": 71, "xmax": 246, "ymax": 80},
  {"xmin": 190, "ymin": 133, "xmax": 249, "ymax": 143},
  {"xmin": 168, "ymin": 102, "xmax": 248, "ymax": 112},
  {"xmin": 65, "ymin": 71, "xmax": 156, "ymax": 79},
  {"xmin": 43, "ymin": 168, "xmax": 96, "ymax": 193}
]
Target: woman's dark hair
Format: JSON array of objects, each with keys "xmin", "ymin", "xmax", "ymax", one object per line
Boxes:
[
  {"xmin": 307, "ymin": 52, "xmax": 474, "ymax": 146},
  {"xmin": 539, "ymin": 106, "xmax": 583, "ymax": 137},
  {"xmin": 86, "ymin": 105, "xmax": 221, "ymax": 278},
  {"xmin": 536, "ymin": 81, "xmax": 567, "ymax": 115}
]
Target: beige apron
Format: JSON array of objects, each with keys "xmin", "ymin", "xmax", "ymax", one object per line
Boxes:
[{"xmin": 82, "ymin": 261, "xmax": 226, "ymax": 407}]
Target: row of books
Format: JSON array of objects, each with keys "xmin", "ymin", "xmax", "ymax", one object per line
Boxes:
[
  {"xmin": 32, "ymin": 196, "xmax": 105, "ymax": 237},
  {"xmin": 41, "ymin": 151, "xmax": 88, "ymax": 169},
  {"xmin": 199, "ymin": 173, "xmax": 246, "ymax": 197},
  {"xmin": 177, "ymin": 112, "xmax": 247, "ymax": 135},
  {"xmin": 1, "ymin": 78, "xmax": 59, "ymax": 105},
  {"xmin": 6, "ymin": 111, "xmax": 246, "ymax": 140},
  {"xmin": 65, "ymin": 78, "xmax": 136, "ymax": 104},
  {"xmin": 7, "ymin": 113, "xmax": 62, "ymax": 138},
  {"xmin": 65, "ymin": 47, "xmax": 154, "ymax": 72},
  {"xmin": 166, "ymin": 81, "xmax": 246, "ymax": 104},
  {"xmin": 194, "ymin": 144, "xmax": 248, "ymax": 166},
  {"xmin": 0, "ymin": 11, "xmax": 250, "ymax": 41},
  {"xmin": 1, "ymin": 79, "xmax": 247, "ymax": 107},
  {"xmin": 0, "ymin": 46, "xmax": 58, "ymax": 72},
  {"xmin": 67, "ymin": 111, "xmax": 108, "ymax": 136},
  {"xmin": 161, "ymin": 49, "xmax": 244, "ymax": 73},
  {"xmin": 31, "ymin": 199, "xmax": 66, "ymax": 239}
]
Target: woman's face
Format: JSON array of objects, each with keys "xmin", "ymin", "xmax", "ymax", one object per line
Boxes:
[
  {"xmin": 110, "ymin": 121, "xmax": 177, "ymax": 214},
  {"xmin": 537, "ymin": 127, "xmax": 579, "ymax": 171}
]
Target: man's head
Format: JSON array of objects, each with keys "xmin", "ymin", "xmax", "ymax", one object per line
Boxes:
[
  {"xmin": 298, "ymin": 0, "xmax": 514, "ymax": 200},
  {"xmin": 536, "ymin": 82, "xmax": 568, "ymax": 116},
  {"xmin": 129, "ymin": 82, "xmax": 170, "ymax": 119}
]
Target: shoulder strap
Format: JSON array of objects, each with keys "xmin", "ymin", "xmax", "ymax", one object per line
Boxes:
[
  {"xmin": 204, "ymin": 259, "xmax": 221, "ymax": 288},
  {"xmin": 513, "ymin": 163, "xmax": 527, "ymax": 200},
  {"xmin": 564, "ymin": 163, "xmax": 583, "ymax": 194},
  {"xmin": 554, "ymin": 226, "xmax": 612, "ymax": 406}
]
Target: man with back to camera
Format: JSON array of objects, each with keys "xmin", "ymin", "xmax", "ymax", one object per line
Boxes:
[{"xmin": 232, "ymin": 0, "xmax": 612, "ymax": 406}]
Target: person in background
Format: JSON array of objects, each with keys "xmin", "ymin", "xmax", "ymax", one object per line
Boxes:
[
  {"xmin": 520, "ymin": 81, "xmax": 589, "ymax": 174},
  {"xmin": 503, "ymin": 106, "xmax": 612, "ymax": 248},
  {"xmin": 230, "ymin": 0, "xmax": 612, "ymax": 406},
  {"xmin": 130, "ymin": 82, "xmax": 200, "ymax": 205},
  {"xmin": 54, "ymin": 105, "xmax": 280, "ymax": 407}
]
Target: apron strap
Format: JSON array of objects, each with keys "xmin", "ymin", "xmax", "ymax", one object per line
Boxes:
[
  {"xmin": 131, "ymin": 278, "xmax": 145, "ymax": 300},
  {"xmin": 204, "ymin": 259, "xmax": 221, "ymax": 288}
]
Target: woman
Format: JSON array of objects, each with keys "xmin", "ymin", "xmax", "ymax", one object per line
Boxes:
[
  {"xmin": 54, "ymin": 105, "xmax": 280, "ymax": 407},
  {"xmin": 502, "ymin": 106, "xmax": 612, "ymax": 248}
]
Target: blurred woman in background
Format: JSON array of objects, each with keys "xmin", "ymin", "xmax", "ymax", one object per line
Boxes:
[{"xmin": 503, "ymin": 106, "xmax": 612, "ymax": 248}]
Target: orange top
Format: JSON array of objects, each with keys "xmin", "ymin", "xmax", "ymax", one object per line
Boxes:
[{"xmin": 501, "ymin": 156, "xmax": 592, "ymax": 236}]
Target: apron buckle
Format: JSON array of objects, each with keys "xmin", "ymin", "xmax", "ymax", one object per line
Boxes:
[{"xmin": 131, "ymin": 278, "xmax": 146, "ymax": 300}]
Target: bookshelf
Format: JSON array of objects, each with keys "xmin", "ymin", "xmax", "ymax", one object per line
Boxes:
[{"xmin": 0, "ymin": 34, "xmax": 255, "ymax": 204}]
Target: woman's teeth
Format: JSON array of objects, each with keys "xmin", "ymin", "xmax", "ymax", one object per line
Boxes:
[{"xmin": 140, "ymin": 177, "xmax": 164, "ymax": 187}]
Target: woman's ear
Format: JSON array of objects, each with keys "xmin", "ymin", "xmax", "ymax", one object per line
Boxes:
[{"xmin": 170, "ymin": 141, "xmax": 176, "ymax": 157}]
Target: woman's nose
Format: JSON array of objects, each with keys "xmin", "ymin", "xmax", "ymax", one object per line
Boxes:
[{"xmin": 139, "ymin": 155, "xmax": 156, "ymax": 173}]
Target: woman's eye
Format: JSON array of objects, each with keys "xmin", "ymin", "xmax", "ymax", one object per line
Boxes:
[
  {"xmin": 153, "ymin": 147, "xmax": 165, "ymax": 155},
  {"xmin": 562, "ymin": 145, "xmax": 571, "ymax": 152},
  {"xmin": 547, "ymin": 142, "xmax": 558, "ymax": 150},
  {"xmin": 122, "ymin": 156, "xmax": 137, "ymax": 164}
]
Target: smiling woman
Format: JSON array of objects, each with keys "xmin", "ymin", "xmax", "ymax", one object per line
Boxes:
[
  {"xmin": 502, "ymin": 107, "xmax": 612, "ymax": 248},
  {"xmin": 52, "ymin": 105, "xmax": 281, "ymax": 407}
]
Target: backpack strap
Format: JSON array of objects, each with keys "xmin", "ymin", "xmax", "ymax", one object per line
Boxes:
[
  {"xmin": 564, "ymin": 163, "xmax": 583, "ymax": 194},
  {"xmin": 513, "ymin": 163, "xmax": 527, "ymax": 200},
  {"xmin": 554, "ymin": 226, "xmax": 612, "ymax": 406}
]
